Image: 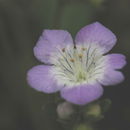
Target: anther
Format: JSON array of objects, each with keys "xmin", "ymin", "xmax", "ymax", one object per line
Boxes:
[
  {"xmin": 82, "ymin": 47, "xmax": 86, "ymax": 51},
  {"xmin": 79, "ymin": 54, "xmax": 83, "ymax": 59},
  {"xmin": 62, "ymin": 48, "xmax": 65, "ymax": 52},
  {"xmin": 70, "ymin": 58, "xmax": 75, "ymax": 62}
]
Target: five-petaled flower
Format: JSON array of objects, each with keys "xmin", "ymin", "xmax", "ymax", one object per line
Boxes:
[{"xmin": 27, "ymin": 22, "xmax": 126, "ymax": 105}]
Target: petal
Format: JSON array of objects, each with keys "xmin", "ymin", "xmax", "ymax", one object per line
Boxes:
[
  {"xmin": 98, "ymin": 69, "xmax": 124, "ymax": 86},
  {"xmin": 34, "ymin": 30, "xmax": 73, "ymax": 63},
  {"xmin": 75, "ymin": 22, "xmax": 117, "ymax": 53},
  {"xmin": 106, "ymin": 54, "xmax": 126, "ymax": 69},
  {"xmin": 27, "ymin": 65, "xmax": 63, "ymax": 93},
  {"xmin": 60, "ymin": 83, "xmax": 103, "ymax": 105}
]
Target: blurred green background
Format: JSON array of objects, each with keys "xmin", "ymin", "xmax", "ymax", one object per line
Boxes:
[{"xmin": 0, "ymin": 0, "xmax": 130, "ymax": 130}]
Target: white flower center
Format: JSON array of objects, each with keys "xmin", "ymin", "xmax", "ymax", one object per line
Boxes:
[{"xmin": 50, "ymin": 44, "xmax": 106, "ymax": 87}]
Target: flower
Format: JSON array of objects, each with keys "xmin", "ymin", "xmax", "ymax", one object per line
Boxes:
[{"xmin": 27, "ymin": 22, "xmax": 126, "ymax": 105}]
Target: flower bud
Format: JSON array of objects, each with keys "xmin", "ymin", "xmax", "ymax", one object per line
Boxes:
[
  {"xmin": 57, "ymin": 101, "xmax": 74, "ymax": 119},
  {"xmin": 86, "ymin": 104, "xmax": 101, "ymax": 118}
]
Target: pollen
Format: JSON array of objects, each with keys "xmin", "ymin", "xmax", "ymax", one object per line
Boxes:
[
  {"xmin": 81, "ymin": 47, "xmax": 86, "ymax": 51},
  {"xmin": 50, "ymin": 44, "xmax": 105, "ymax": 86},
  {"xmin": 70, "ymin": 58, "xmax": 75, "ymax": 62},
  {"xmin": 79, "ymin": 54, "xmax": 83, "ymax": 58}
]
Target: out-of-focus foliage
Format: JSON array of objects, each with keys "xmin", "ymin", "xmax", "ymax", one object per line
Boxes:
[
  {"xmin": 56, "ymin": 99, "xmax": 111, "ymax": 130},
  {"xmin": 60, "ymin": 3, "xmax": 93, "ymax": 35},
  {"xmin": 0, "ymin": 0, "xmax": 130, "ymax": 130},
  {"xmin": 74, "ymin": 123, "xmax": 93, "ymax": 130}
]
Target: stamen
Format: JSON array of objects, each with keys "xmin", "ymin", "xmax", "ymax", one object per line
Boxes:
[
  {"xmin": 62, "ymin": 48, "xmax": 65, "ymax": 52},
  {"xmin": 70, "ymin": 58, "xmax": 75, "ymax": 62},
  {"xmin": 79, "ymin": 54, "xmax": 83, "ymax": 59},
  {"xmin": 82, "ymin": 47, "xmax": 86, "ymax": 51},
  {"xmin": 50, "ymin": 44, "xmax": 105, "ymax": 86}
]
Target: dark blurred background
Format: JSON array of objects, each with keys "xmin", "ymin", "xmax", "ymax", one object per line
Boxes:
[{"xmin": 0, "ymin": 0, "xmax": 130, "ymax": 130}]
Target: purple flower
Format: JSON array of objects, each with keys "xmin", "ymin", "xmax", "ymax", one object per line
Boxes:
[{"xmin": 27, "ymin": 22, "xmax": 126, "ymax": 105}]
